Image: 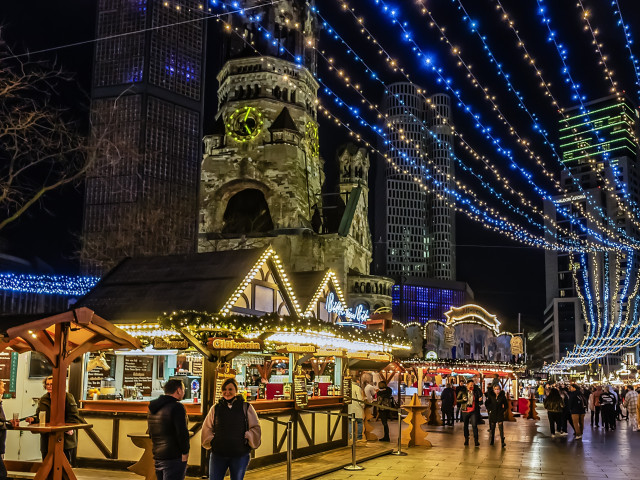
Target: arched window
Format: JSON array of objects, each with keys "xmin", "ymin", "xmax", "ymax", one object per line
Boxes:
[
  {"xmin": 273, "ymin": 86, "xmax": 281, "ymax": 99},
  {"xmin": 222, "ymin": 189, "xmax": 274, "ymax": 234}
]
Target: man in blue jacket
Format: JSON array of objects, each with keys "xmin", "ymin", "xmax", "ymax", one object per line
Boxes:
[{"xmin": 148, "ymin": 379, "xmax": 190, "ymax": 480}]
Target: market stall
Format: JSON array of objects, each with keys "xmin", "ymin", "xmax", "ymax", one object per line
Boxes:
[
  {"xmin": 0, "ymin": 308, "xmax": 140, "ymax": 480},
  {"xmin": 72, "ymin": 246, "xmax": 409, "ymax": 472}
]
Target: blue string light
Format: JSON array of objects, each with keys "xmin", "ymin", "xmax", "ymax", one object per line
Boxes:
[{"xmin": 0, "ymin": 273, "xmax": 99, "ymax": 297}]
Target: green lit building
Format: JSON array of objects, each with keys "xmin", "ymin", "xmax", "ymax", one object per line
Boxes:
[{"xmin": 559, "ymin": 94, "xmax": 639, "ymax": 169}]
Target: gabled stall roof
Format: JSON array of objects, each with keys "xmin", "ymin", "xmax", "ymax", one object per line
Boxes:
[{"xmin": 78, "ymin": 247, "xmax": 301, "ymax": 324}]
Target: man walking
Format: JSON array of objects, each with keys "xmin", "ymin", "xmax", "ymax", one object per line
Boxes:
[
  {"xmin": 457, "ymin": 379, "xmax": 480, "ymax": 446},
  {"xmin": 624, "ymin": 385, "xmax": 638, "ymax": 432},
  {"xmin": 148, "ymin": 379, "xmax": 190, "ymax": 480},
  {"xmin": 440, "ymin": 383, "xmax": 455, "ymax": 426},
  {"xmin": 568, "ymin": 384, "xmax": 586, "ymax": 439}
]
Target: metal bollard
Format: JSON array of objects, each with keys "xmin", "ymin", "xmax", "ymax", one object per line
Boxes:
[
  {"xmin": 344, "ymin": 413, "xmax": 364, "ymax": 471},
  {"xmin": 392, "ymin": 407, "xmax": 407, "ymax": 456},
  {"xmin": 286, "ymin": 420, "xmax": 293, "ymax": 480}
]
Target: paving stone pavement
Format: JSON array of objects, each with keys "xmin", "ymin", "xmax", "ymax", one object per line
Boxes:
[{"xmin": 313, "ymin": 408, "xmax": 640, "ymax": 480}]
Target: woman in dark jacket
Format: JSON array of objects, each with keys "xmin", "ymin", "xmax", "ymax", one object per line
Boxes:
[
  {"xmin": 485, "ymin": 384, "xmax": 508, "ymax": 447},
  {"xmin": 543, "ymin": 387, "xmax": 564, "ymax": 437},
  {"xmin": 202, "ymin": 379, "xmax": 261, "ymax": 480},
  {"xmin": 376, "ymin": 381, "xmax": 394, "ymax": 442}
]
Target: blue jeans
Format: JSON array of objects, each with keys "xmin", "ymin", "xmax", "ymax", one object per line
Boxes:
[
  {"xmin": 154, "ymin": 458, "xmax": 187, "ymax": 480},
  {"xmin": 349, "ymin": 418, "xmax": 363, "ymax": 440},
  {"xmin": 210, "ymin": 453, "xmax": 251, "ymax": 480}
]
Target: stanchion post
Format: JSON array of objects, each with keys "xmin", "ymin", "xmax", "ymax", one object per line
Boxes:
[
  {"xmin": 286, "ymin": 420, "xmax": 293, "ymax": 480},
  {"xmin": 392, "ymin": 406, "xmax": 407, "ymax": 456},
  {"xmin": 344, "ymin": 413, "xmax": 364, "ymax": 471}
]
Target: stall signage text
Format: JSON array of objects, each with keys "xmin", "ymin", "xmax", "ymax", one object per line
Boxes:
[
  {"xmin": 276, "ymin": 344, "xmax": 316, "ymax": 354},
  {"xmin": 153, "ymin": 338, "xmax": 189, "ymax": 350},
  {"xmin": 325, "ymin": 292, "xmax": 368, "ymax": 329},
  {"xmin": 209, "ymin": 338, "xmax": 263, "ymax": 351}
]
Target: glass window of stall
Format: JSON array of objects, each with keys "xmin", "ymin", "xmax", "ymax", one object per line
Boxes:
[{"xmin": 83, "ymin": 349, "xmax": 204, "ymax": 402}]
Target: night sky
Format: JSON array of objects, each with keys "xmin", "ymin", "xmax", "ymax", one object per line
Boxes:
[{"xmin": 3, "ymin": 0, "xmax": 640, "ymax": 334}]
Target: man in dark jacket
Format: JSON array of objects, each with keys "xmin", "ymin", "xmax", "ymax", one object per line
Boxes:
[
  {"xmin": 148, "ymin": 379, "xmax": 190, "ymax": 480},
  {"xmin": 568, "ymin": 384, "xmax": 587, "ymax": 439},
  {"xmin": 440, "ymin": 383, "xmax": 455, "ymax": 426},
  {"xmin": 457, "ymin": 380, "xmax": 481, "ymax": 446},
  {"xmin": 599, "ymin": 385, "xmax": 616, "ymax": 432},
  {"xmin": 485, "ymin": 384, "xmax": 508, "ymax": 447}
]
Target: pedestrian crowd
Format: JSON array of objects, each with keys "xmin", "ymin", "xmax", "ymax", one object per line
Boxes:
[{"xmin": 541, "ymin": 381, "xmax": 640, "ymax": 439}]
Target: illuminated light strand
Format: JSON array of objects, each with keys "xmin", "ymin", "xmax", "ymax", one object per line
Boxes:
[
  {"xmin": 0, "ymin": 273, "xmax": 99, "ymax": 296},
  {"xmin": 223, "ymin": 10, "xmax": 575, "ymax": 250},
  {"xmin": 319, "ymin": 4, "xmax": 635, "ymax": 253},
  {"xmin": 418, "ymin": 0, "xmax": 640, "ymax": 250},
  {"xmin": 439, "ymin": 0, "xmax": 562, "ymax": 189},
  {"xmin": 492, "ymin": 0, "xmax": 640, "ymax": 239},
  {"xmin": 610, "ymin": 0, "xmax": 640, "ymax": 100},
  {"xmin": 221, "ymin": 1, "xmax": 640, "ymax": 366},
  {"xmin": 325, "ymin": 2, "xmax": 640, "ymax": 251},
  {"xmin": 454, "ymin": 0, "xmax": 640, "ymax": 240},
  {"xmin": 309, "ymin": 27, "xmax": 607, "ymax": 253},
  {"xmin": 536, "ymin": 0, "xmax": 640, "ymax": 226},
  {"xmin": 576, "ymin": 0, "xmax": 619, "ymax": 96}
]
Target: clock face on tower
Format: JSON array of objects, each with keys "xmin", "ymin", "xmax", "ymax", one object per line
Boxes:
[
  {"xmin": 305, "ymin": 121, "xmax": 319, "ymax": 157},
  {"xmin": 226, "ymin": 106, "xmax": 264, "ymax": 142}
]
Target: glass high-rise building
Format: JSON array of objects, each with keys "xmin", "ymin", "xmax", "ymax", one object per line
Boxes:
[
  {"xmin": 373, "ymin": 83, "xmax": 455, "ymax": 281},
  {"xmin": 543, "ymin": 94, "xmax": 640, "ymax": 366},
  {"xmin": 82, "ymin": 0, "xmax": 207, "ymax": 273}
]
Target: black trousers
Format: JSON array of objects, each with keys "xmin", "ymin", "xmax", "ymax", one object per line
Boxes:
[
  {"xmin": 442, "ymin": 407, "xmax": 454, "ymax": 425},
  {"xmin": 561, "ymin": 411, "xmax": 574, "ymax": 433},
  {"xmin": 548, "ymin": 411, "xmax": 562, "ymax": 435},
  {"xmin": 379, "ymin": 410, "xmax": 390, "ymax": 440},
  {"xmin": 0, "ymin": 455, "xmax": 7, "ymax": 480},
  {"xmin": 455, "ymin": 405, "xmax": 461, "ymax": 421},
  {"xmin": 595, "ymin": 405, "xmax": 601, "ymax": 425},
  {"xmin": 462, "ymin": 411, "xmax": 478, "ymax": 442},
  {"xmin": 602, "ymin": 405, "xmax": 616, "ymax": 430},
  {"xmin": 489, "ymin": 421, "xmax": 504, "ymax": 443}
]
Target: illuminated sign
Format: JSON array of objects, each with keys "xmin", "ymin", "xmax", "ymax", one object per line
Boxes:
[
  {"xmin": 276, "ymin": 344, "xmax": 317, "ymax": 354},
  {"xmin": 444, "ymin": 304, "xmax": 500, "ymax": 335},
  {"xmin": 325, "ymin": 292, "xmax": 368, "ymax": 328},
  {"xmin": 209, "ymin": 338, "xmax": 263, "ymax": 351},
  {"xmin": 554, "ymin": 194, "xmax": 586, "ymax": 204},
  {"xmin": 425, "ymin": 351, "xmax": 438, "ymax": 360}
]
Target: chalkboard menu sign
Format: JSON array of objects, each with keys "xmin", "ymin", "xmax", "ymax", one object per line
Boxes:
[
  {"xmin": 342, "ymin": 376, "xmax": 352, "ymax": 405},
  {"xmin": 123, "ymin": 356, "xmax": 154, "ymax": 397},
  {"xmin": 294, "ymin": 374, "xmax": 308, "ymax": 410},
  {"xmin": 87, "ymin": 353, "xmax": 116, "ymax": 390},
  {"xmin": 214, "ymin": 370, "xmax": 236, "ymax": 403},
  {"xmin": 0, "ymin": 352, "xmax": 18, "ymax": 399}
]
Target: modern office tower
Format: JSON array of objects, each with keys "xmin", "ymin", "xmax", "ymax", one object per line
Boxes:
[
  {"xmin": 544, "ymin": 94, "xmax": 640, "ymax": 366},
  {"xmin": 374, "ymin": 83, "xmax": 455, "ymax": 281},
  {"xmin": 81, "ymin": 0, "xmax": 207, "ymax": 273},
  {"xmin": 426, "ymin": 94, "xmax": 456, "ymax": 280}
]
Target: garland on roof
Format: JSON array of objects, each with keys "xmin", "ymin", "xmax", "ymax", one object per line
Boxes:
[{"xmin": 158, "ymin": 310, "xmax": 410, "ymax": 349}]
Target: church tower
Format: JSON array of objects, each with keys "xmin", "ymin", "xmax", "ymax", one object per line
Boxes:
[
  {"xmin": 200, "ymin": 1, "xmax": 392, "ymax": 312},
  {"xmin": 200, "ymin": 0, "xmax": 322, "ymax": 243}
]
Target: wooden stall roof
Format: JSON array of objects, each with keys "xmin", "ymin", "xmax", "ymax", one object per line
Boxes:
[
  {"xmin": 76, "ymin": 248, "xmax": 269, "ymax": 324},
  {"xmin": 0, "ymin": 307, "xmax": 141, "ymax": 360}
]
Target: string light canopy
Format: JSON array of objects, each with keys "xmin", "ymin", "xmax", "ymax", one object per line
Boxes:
[{"xmin": 158, "ymin": 310, "xmax": 411, "ymax": 353}]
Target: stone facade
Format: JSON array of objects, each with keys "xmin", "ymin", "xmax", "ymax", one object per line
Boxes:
[{"xmin": 199, "ymin": 2, "xmax": 391, "ymax": 311}]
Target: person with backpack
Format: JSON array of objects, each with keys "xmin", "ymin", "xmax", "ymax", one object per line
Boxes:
[
  {"xmin": 202, "ymin": 378, "xmax": 261, "ymax": 480},
  {"xmin": 568, "ymin": 384, "xmax": 586, "ymax": 439},
  {"xmin": 543, "ymin": 387, "xmax": 564, "ymax": 437}
]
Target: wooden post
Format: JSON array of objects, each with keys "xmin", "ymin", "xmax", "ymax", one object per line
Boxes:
[{"xmin": 402, "ymin": 394, "xmax": 431, "ymax": 447}]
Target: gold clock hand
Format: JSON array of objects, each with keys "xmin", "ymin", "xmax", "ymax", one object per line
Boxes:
[
  {"xmin": 244, "ymin": 124, "xmax": 251, "ymax": 134},
  {"xmin": 244, "ymin": 108, "xmax": 251, "ymax": 121}
]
